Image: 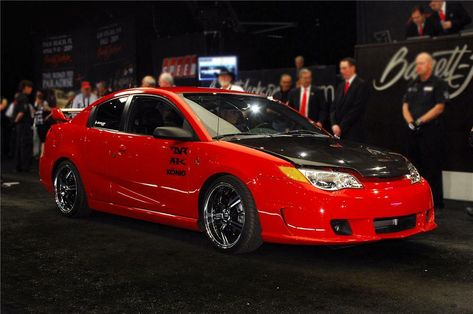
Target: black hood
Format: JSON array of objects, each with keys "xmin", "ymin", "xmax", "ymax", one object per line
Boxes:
[{"xmin": 226, "ymin": 135, "xmax": 410, "ymax": 178}]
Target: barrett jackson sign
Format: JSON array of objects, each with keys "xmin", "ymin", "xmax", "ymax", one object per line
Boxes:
[{"xmin": 356, "ymin": 35, "xmax": 473, "ymax": 172}]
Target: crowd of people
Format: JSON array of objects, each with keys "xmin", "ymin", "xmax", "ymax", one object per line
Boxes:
[
  {"xmin": 1, "ymin": 0, "xmax": 470, "ymax": 213},
  {"xmin": 405, "ymin": 0, "xmax": 471, "ymax": 38}
]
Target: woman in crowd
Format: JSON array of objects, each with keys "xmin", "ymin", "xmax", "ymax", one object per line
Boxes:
[{"xmin": 33, "ymin": 90, "xmax": 52, "ymax": 158}]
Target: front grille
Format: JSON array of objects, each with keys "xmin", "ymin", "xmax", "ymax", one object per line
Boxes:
[{"xmin": 374, "ymin": 214, "xmax": 416, "ymax": 234}]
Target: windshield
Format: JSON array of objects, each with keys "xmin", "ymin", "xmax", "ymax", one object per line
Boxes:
[{"xmin": 181, "ymin": 93, "xmax": 328, "ymax": 139}]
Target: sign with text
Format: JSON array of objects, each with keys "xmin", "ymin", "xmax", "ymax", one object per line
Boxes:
[{"xmin": 162, "ymin": 55, "xmax": 197, "ymax": 78}]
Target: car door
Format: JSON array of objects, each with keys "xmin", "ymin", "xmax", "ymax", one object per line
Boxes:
[
  {"xmin": 84, "ymin": 96, "xmax": 129, "ymax": 203},
  {"xmin": 107, "ymin": 94, "xmax": 197, "ymax": 217}
]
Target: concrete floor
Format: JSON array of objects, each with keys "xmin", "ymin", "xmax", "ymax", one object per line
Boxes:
[{"xmin": 2, "ymin": 165, "xmax": 473, "ymax": 313}]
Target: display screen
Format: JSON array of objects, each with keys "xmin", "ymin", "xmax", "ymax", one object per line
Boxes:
[{"xmin": 198, "ymin": 56, "xmax": 238, "ymax": 81}]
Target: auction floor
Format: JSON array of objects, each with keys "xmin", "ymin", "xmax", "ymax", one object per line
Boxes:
[{"xmin": 2, "ymin": 162, "xmax": 473, "ymax": 313}]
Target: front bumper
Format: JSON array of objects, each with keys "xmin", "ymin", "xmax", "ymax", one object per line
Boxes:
[{"xmin": 255, "ymin": 176, "xmax": 436, "ymax": 245}]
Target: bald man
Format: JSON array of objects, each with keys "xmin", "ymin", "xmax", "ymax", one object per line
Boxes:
[
  {"xmin": 141, "ymin": 75, "xmax": 156, "ymax": 88},
  {"xmin": 402, "ymin": 52, "xmax": 449, "ymax": 213}
]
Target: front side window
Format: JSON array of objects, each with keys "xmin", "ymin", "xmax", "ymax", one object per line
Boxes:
[
  {"xmin": 127, "ymin": 96, "xmax": 191, "ymax": 136},
  {"xmin": 93, "ymin": 97, "xmax": 127, "ymax": 130}
]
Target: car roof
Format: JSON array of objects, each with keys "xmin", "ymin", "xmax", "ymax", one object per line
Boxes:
[{"xmin": 113, "ymin": 86, "xmax": 265, "ymax": 97}]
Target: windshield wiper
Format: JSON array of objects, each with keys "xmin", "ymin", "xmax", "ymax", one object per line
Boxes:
[
  {"xmin": 213, "ymin": 132, "xmax": 260, "ymax": 140},
  {"xmin": 274, "ymin": 130, "xmax": 328, "ymax": 136}
]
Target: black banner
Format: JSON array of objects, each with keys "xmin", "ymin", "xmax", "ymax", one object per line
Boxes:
[
  {"xmin": 234, "ymin": 65, "xmax": 337, "ymax": 102},
  {"xmin": 35, "ymin": 19, "xmax": 136, "ymax": 93},
  {"xmin": 356, "ymin": 35, "xmax": 473, "ymax": 172},
  {"xmin": 39, "ymin": 34, "xmax": 74, "ymax": 89}
]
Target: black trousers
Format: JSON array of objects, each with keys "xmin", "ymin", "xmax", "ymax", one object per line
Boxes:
[
  {"xmin": 405, "ymin": 123, "xmax": 445, "ymax": 209},
  {"xmin": 14, "ymin": 123, "xmax": 33, "ymax": 172}
]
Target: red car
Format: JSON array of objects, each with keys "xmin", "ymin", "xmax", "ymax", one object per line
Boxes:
[{"xmin": 40, "ymin": 87, "xmax": 436, "ymax": 253}]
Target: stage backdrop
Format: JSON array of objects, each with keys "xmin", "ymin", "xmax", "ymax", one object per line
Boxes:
[
  {"xmin": 356, "ymin": 34, "xmax": 473, "ymax": 174},
  {"xmin": 234, "ymin": 65, "xmax": 336, "ymax": 102},
  {"xmin": 35, "ymin": 19, "xmax": 136, "ymax": 96}
]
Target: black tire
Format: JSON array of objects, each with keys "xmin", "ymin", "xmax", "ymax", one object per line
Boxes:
[
  {"xmin": 53, "ymin": 160, "xmax": 90, "ymax": 218},
  {"xmin": 201, "ymin": 175, "xmax": 262, "ymax": 254}
]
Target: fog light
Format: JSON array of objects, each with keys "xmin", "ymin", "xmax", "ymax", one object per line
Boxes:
[{"xmin": 331, "ymin": 219, "xmax": 352, "ymax": 235}]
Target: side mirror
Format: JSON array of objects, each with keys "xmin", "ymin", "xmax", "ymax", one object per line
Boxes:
[
  {"xmin": 51, "ymin": 108, "xmax": 71, "ymax": 122},
  {"xmin": 153, "ymin": 126, "xmax": 194, "ymax": 141}
]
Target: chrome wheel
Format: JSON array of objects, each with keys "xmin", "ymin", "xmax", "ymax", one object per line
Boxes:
[
  {"xmin": 54, "ymin": 165, "xmax": 78, "ymax": 214},
  {"xmin": 203, "ymin": 182, "xmax": 246, "ymax": 249}
]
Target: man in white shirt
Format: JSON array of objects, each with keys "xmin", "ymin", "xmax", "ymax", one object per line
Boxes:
[
  {"xmin": 217, "ymin": 69, "xmax": 244, "ymax": 91},
  {"xmin": 72, "ymin": 81, "xmax": 97, "ymax": 109},
  {"xmin": 287, "ymin": 68, "xmax": 327, "ymax": 128}
]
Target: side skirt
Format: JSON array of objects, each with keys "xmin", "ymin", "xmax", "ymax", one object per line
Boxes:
[{"xmin": 88, "ymin": 199, "xmax": 201, "ymax": 232}]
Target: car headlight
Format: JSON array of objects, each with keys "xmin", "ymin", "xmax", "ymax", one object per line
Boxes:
[
  {"xmin": 406, "ymin": 162, "xmax": 421, "ymax": 184},
  {"xmin": 279, "ymin": 166, "xmax": 363, "ymax": 191}
]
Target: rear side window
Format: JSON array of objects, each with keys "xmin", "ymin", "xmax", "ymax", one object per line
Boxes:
[
  {"xmin": 93, "ymin": 97, "xmax": 127, "ymax": 130},
  {"xmin": 127, "ymin": 96, "xmax": 191, "ymax": 136}
]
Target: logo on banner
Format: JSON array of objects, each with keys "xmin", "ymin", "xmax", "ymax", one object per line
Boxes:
[
  {"xmin": 373, "ymin": 44, "xmax": 473, "ymax": 99},
  {"xmin": 162, "ymin": 55, "xmax": 197, "ymax": 78}
]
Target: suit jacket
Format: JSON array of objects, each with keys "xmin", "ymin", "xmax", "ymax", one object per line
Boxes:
[
  {"xmin": 272, "ymin": 89, "xmax": 290, "ymax": 104},
  {"xmin": 287, "ymin": 86, "xmax": 327, "ymax": 124},
  {"xmin": 431, "ymin": 2, "xmax": 472, "ymax": 35},
  {"xmin": 330, "ymin": 76, "xmax": 369, "ymax": 142},
  {"xmin": 405, "ymin": 16, "xmax": 440, "ymax": 38}
]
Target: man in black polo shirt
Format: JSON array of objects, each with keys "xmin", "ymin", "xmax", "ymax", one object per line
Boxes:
[
  {"xmin": 402, "ymin": 52, "xmax": 448, "ymax": 213},
  {"xmin": 13, "ymin": 80, "xmax": 34, "ymax": 172}
]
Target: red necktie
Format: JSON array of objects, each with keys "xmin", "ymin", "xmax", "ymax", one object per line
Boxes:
[
  {"xmin": 418, "ymin": 25, "xmax": 423, "ymax": 36},
  {"xmin": 344, "ymin": 81, "xmax": 350, "ymax": 95},
  {"xmin": 439, "ymin": 10, "xmax": 446, "ymax": 21},
  {"xmin": 300, "ymin": 88, "xmax": 308, "ymax": 116}
]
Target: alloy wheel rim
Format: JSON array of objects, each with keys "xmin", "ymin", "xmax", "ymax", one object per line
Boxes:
[
  {"xmin": 54, "ymin": 166, "xmax": 78, "ymax": 213},
  {"xmin": 203, "ymin": 183, "xmax": 245, "ymax": 249}
]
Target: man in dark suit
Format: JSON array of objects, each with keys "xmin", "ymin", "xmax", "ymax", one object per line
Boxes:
[
  {"xmin": 272, "ymin": 74, "xmax": 293, "ymax": 104},
  {"xmin": 406, "ymin": 6, "xmax": 440, "ymax": 38},
  {"xmin": 287, "ymin": 68, "xmax": 327, "ymax": 127},
  {"xmin": 331, "ymin": 58, "xmax": 369, "ymax": 142},
  {"xmin": 429, "ymin": 0, "xmax": 472, "ymax": 35}
]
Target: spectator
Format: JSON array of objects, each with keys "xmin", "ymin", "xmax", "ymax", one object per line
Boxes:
[
  {"xmin": 158, "ymin": 72, "xmax": 174, "ymax": 87},
  {"xmin": 288, "ymin": 68, "xmax": 327, "ymax": 127},
  {"xmin": 272, "ymin": 74, "xmax": 293, "ymax": 104},
  {"xmin": 33, "ymin": 90, "xmax": 52, "ymax": 158},
  {"xmin": 331, "ymin": 57, "xmax": 369, "ymax": 142},
  {"xmin": 217, "ymin": 69, "xmax": 244, "ymax": 91},
  {"xmin": 295, "ymin": 55, "xmax": 304, "ymax": 72},
  {"xmin": 141, "ymin": 75, "xmax": 157, "ymax": 87},
  {"xmin": 5, "ymin": 93, "xmax": 19, "ymax": 158},
  {"xmin": 13, "ymin": 80, "xmax": 34, "ymax": 172},
  {"xmin": 96, "ymin": 81, "xmax": 111, "ymax": 98},
  {"xmin": 72, "ymin": 81, "xmax": 97, "ymax": 109},
  {"xmin": 294, "ymin": 55, "xmax": 305, "ymax": 87},
  {"xmin": 402, "ymin": 52, "xmax": 448, "ymax": 212},
  {"xmin": 66, "ymin": 91, "xmax": 75, "ymax": 107},
  {"xmin": 406, "ymin": 6, "xmax": 440, "ymax": 38},
  {"xmin": 1, "ymin": 97, "xmax": 11, "ymax": 158},
  {"xmin": 429, "ymin": 0, "xmax": 472, "ymax": 35}
]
